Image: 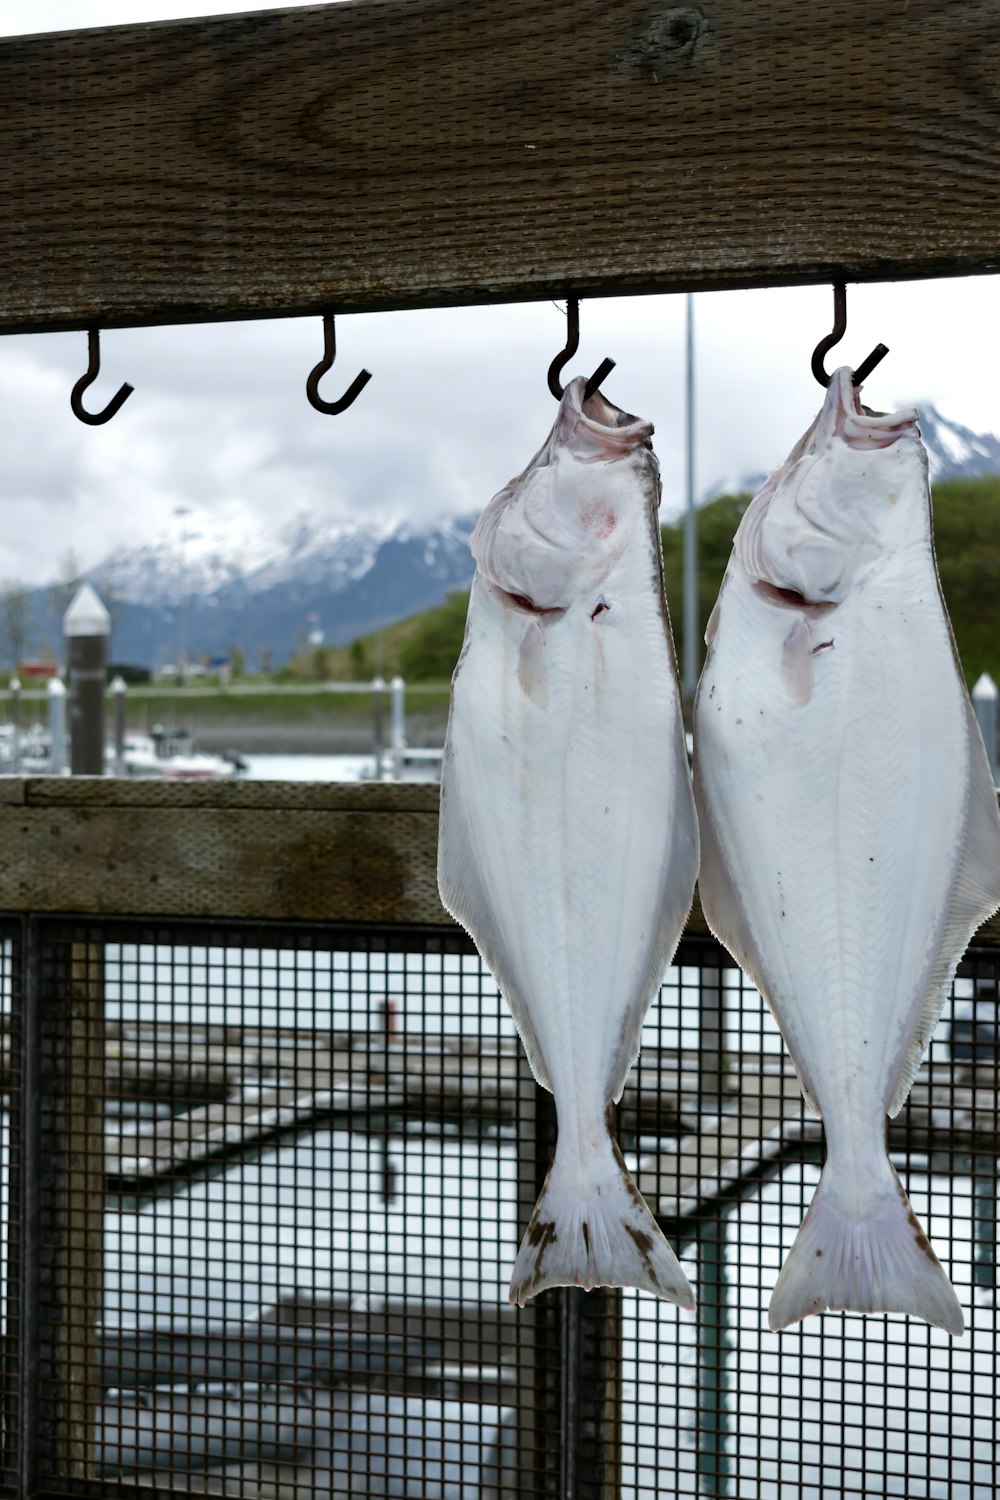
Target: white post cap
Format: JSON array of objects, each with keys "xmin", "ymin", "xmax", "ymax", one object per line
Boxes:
[
  {"xmin": 111, "ymin": 674, "xmax": 127, "ymax": 693},
  {"xmin": 47, "ymin": 677, "xmax": 66, "ymax": 698},
  {"xmin": 63, "ymin": 582, "xmax": 111, "ymax": 638},
  {"xmin": 973, "ymin": 672, "xmax": 999, "ymax": 702}
]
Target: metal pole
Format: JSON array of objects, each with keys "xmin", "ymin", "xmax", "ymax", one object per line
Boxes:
[
  {"xmin": 111, "ymin": 675, "xmax": 127, "ymax": 776},
  {"xmin": 15, "ymin": 916, "xmax": 43, "ymax": 1498},
  {"xmin": 8, "ymin": 676, "xmax": 20, "ymax": 775},
  {"xmin": 390, "ymin": 675, "xmax": 406, "ymax": 780},
  {"xmin": 695, "ymin": 1212, "xmax": 735, "ymax": 1498},
  {"xmin": 175, "ymin": 504, "xmax": 190, "ymax": 685},
  {"xmin": 682, "ymin": 292, "xmax": 698, "ymax": 699},
  {"xmin": 973, "ymin": 1156, "xmax": 998, "ymax": 1289},
  {"xmin": 699, "ymin": 962, "xmax": 726, "ymax": 1103},
  {"xmin": 972, "ymin": 672, "xmax": 998, "ymax": 786},
  {"xmin": 371, "ymin": 675, "xmax": 386, "ymax": 780},
  {"xmin": 64, "ymin": 584, "xmax": 110, "ymax": 776},
  {"xmin": 47, "ymin": 677, "xmax": 67, "ymax": 775}
]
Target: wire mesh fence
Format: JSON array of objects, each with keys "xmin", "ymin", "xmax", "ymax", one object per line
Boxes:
[{"xmin": 0, "ymin": 916, "xmax": 995, "ymax": 1498}]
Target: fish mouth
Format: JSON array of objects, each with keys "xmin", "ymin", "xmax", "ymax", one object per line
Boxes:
[
  {"xmin": 558, "ymin": 377, "xmax": 654, "ymax": 459},
  {"xmin": 827, "ymin": 366, "xmax": 918, "ymax": 451}
]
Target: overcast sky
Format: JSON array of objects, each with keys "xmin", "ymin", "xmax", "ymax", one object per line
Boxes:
[{"xmin": 2, "ymin": 0, "xmax": 1000, "ymax": 586}]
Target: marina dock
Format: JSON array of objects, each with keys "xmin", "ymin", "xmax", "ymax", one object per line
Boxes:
[{"xmin": 91, "ymin": 1023, "xmax": 1000, "ymax": 1204}]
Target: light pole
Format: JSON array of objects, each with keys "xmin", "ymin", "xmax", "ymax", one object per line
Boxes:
[{"xmin": 175, "ymin": 504, "xmax": 190, "ymax": 684}]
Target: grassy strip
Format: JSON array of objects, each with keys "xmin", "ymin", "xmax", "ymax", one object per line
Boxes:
[{"xmin": 119, "ymin": 685, "xmax": 453, "ymax": 725}]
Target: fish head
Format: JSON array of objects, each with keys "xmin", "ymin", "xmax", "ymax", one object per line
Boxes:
[
  {"xmin": 735, "ymin": 367, "xmax": 921, "ymax": 606},
  {"xmin": 471, "ymin": 378, "xmax": 659, "ymax": 618}
]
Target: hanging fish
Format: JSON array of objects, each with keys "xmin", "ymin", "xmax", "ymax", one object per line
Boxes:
[
  {"xmin": 693, "ymin": 366, "xmax": 1000, "ymax": 1335},
  {"xmin": 438, "ymin": 377, "xmax": 699, "ymax": 1308}
]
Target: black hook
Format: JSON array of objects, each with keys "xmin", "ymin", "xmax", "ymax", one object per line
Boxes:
[
  {"xmin": 547, "ymin": 298, "xmax": 617, "ymax": 402},
  {"xmin": 70, "ymin": 328, "xmax": 134, "ymax": 426},
  {"xmin": 306, "ymin": 315, "xmax": 372, "ymax": 415},
  {"xmin": 811, "ymin": 283, "xmax": 889, "ymax": 389}
]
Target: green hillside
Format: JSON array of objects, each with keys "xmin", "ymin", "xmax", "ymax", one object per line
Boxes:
[{"xmin": 293, "ymin": 476, "xmax": 1000, "ymax": 690}]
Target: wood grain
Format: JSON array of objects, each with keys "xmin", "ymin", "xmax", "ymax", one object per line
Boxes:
[
  {"xmin": 0, "ymin": 779, "xmax": 997, "ymax": 951},
  {"xmin": 2, "ymin": 0, "xmax": 1000, "ymax": 332}
]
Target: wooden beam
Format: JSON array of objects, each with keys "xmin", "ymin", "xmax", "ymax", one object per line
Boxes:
[
  {"xmin": 0, "ymin": 779, "xmax": 445, "ymax": 925},
  {"xmin": 2, "ymin": 0, "xmax": 1000, "ymax": 333},
  {"xmin": 0, "ymin": 779, "xmax": 999, "ymax": 950}
]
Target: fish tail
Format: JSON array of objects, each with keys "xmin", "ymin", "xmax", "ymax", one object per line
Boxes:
[
  {"xmin": 508, "ymin": 1136, "xmax": 695, "ymax": 1311},
  {"xmin": 768, "ymin": 1156, "xmax": 963, "ymax": 1336}
]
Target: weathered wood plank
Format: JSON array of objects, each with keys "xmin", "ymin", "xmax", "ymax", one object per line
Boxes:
[
  {"xmin": 22, "ymin": 777, "xmax": 440, "ymax": 811},
  {"xmin": 1, "ymin": 779, "xmax": 999, "ymax": 945},
  {"xmin": 0, "ymin": 803, "xmax": 445, "ymax": 923},
  {"xmin": 2, "ymin": 0, "xmax": 1000, "ymax": 333}
]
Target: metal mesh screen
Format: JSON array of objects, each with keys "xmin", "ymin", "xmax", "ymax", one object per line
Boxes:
[
  {"xmin": 0, "ymin": 924, "xmax": 19, "ymax": 1496},
  {"xmin": 619, "ymin": 939, "xmax": 1000, "ymax": 1499},
  {"xmin": 2, "ymin": 919, "xmax": 998, "ymax": 1497}
]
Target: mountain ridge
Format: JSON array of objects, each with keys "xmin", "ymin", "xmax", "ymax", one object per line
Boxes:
[{"xmin": 26, "ymin": 401, "xmax": 1000, "ymax": 669}]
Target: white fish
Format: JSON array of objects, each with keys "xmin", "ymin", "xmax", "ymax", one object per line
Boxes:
[
  {"xmin": 694, "ymin": 367, "xmax": 1000, "ymax": 1336},
  {"xmin": 438, "ymin": 377, "xmax": 699, "ymax": 1308}
]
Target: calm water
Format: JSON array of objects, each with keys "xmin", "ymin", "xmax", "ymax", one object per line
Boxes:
[
  {"xmin": 241, "ymin": 752, "xmax": 382, "ymax": 781},
  {"xmin": 101, "ymin": 1123, "xmax": 998, "ymax": 1499}
]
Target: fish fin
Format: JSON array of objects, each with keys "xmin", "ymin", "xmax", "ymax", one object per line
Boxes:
[
  {"xmin": 768, "ymin": 1158, "xmax": 963, "ymax": 1336},
  {"xmin": 694, "ymin": 778, "xmax": 822, "ymax": 1115},
  {"xmin": 437, "ymin": 747, "xmax": 553, "ymax": 1091},
  {"xmin": 508, "ymin": 1136, "xmax": 695, "ymax": 1310},
  {"xmin": 888, "ymin": 703, "xmax": 1000, "ymax": 1117}
]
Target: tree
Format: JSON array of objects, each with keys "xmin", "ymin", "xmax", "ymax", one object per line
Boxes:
[
  {"xmin": 309, "ymin": 645, "xmax": 330, "ymax": 681},
  {"xmin": 48, "ymin": 548, "xmax": 84, "ymax": 632},
  {"xmin": 348, "ymin": 638, "xmax": 370, "ymax": 680},
  {"xmin": 398, "ymin": 590, "xmax": 471, "ymax": 681},
  {"xmin": 89, "ymin": 572, "xmax": 127, "ymax": 660},
  {"xmin": 0, "ymin": 581, "xmax": 35, "ymax": 672}
]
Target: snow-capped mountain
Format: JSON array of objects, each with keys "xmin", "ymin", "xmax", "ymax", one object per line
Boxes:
[
  {"xmin": 698, "ymin": 403, "xmax": 1000, "ymax": 502},
  {"xmin": 92, "ymin": 510, "xmax": 471, "ymax": 610},
  {"xmin": 912, "ymin": 404, "xmax": 1000, "ymax": 481},
  {"xmin": 29, "ymin": 403, "xmax": 997, "ymax": 671},
  {"xmin": 67, "ymin": 510, "xmax": 480, "ymax": 669}
]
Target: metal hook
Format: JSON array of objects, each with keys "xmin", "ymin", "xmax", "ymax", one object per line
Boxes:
[
  {"xmin": 811, "ymin": 283, "xmax": 889, "ymax": 389},
  {"xmin": 70, "ymin": 328, "xmax": 134, "ymax": 426},
  {"xmin": 547, "ymin": 298, "xmax": 617, "ymax": 401},
  {"xmin": 306, "ymin": 315, "xmax": 372, "ymax": 415}
]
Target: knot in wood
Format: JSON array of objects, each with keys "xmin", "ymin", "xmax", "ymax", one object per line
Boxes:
[{"xmin": 618, "ymin": 6, "xmax": 709, "ymax": 78}]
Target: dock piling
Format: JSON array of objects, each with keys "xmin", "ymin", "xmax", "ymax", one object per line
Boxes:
[
  {"xmin": 973, "ymin": 673, "xmax": 999, "ymax": 787},
  {"xmin": 371, "ymin": 675, "xmax": 386, "ymax": 779},
  {"xmin": 64, "ymin": 584, "xmax": 110, "ymax": 776},
  {"xmin": 111, "ymin": 675, "xmax": 127, "ymax": 776},
  {"xmin": 48, "ymin": 676, "xmax": 67, "ymax": 774},
  {"xmin": 8, "ymin": 675, "xmax": 20, "ymax": 774},
  {"xmin": 390, "ymin": 675, "xmax": 406, "ymax": 780}
]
